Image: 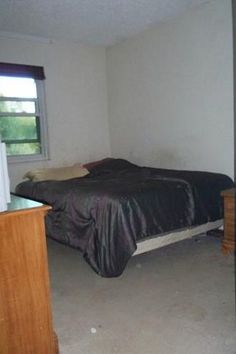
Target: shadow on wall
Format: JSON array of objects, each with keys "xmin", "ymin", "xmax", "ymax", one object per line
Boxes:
[{"xmin": 127, "ymin": 148, "xmax": 190, "ymax": 169}]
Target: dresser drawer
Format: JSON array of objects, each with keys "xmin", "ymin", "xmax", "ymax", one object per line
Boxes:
[{"xmin": 224, "ymin": 198, "xmax": 235, "ymax": 212}]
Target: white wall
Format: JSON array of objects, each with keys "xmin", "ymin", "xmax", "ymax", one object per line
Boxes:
[
  {"xmin": 0, "ymin": 36, "xmax": 110, "ymax": 188},
  {"xmin": 0, "ymin": 0, "xmax": 234, "ymax": 189},
  {"xmin": 107, "ymin": 0, "xmax": 234, "ymax": 178}
]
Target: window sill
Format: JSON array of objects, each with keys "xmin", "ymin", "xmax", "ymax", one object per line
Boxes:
[{"xmin": 8, "ymin": 153, "xmax": 49, "ymax": 164}]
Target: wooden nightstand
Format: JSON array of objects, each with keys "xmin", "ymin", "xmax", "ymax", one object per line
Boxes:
[{"xmin": 221, "ymin": 188, "xmax": 236, "ymax": 254}]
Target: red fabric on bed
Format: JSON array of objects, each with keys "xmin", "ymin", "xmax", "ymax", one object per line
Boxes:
[{"xmin": 83, "ymin": 158, "xmax": 113, "ymax": 170}]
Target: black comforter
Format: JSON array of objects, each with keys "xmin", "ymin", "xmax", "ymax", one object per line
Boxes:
[{"xmin": 15, "ymin": 159, "xmax": 233, "ymax": 277}]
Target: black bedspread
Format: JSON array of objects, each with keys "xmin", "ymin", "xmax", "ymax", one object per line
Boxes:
[{"xmin": 15, "ymin": 159, "xmax": 233, "ymax": 277}]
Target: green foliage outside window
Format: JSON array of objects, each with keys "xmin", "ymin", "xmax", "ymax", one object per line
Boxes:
[{"xmin": 0, "ymin": 98, "xmax": 40, "ymax": 156}]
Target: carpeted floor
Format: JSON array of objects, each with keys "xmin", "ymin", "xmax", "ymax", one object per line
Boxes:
[{"xmin": 47, "ymin": 233, "xmax": 235, "ymax": 354}]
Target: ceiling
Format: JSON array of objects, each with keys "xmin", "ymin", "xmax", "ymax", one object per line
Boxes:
[{"xmin": 0, "ymin": 0, "xmax": 210, "ymax": 46}]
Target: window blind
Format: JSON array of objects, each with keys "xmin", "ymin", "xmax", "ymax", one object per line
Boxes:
[{"xmin": 0, "ymin": 62, "xmax": 45, "ymax": 80}]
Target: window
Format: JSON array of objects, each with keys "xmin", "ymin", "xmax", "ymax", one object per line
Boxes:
[{"xmin": 0, "ymin": 63, "xmax": 48, "ymax": 162}]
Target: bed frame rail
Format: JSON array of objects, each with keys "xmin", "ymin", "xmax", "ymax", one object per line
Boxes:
[{"xmin": 134, "ymin": 219, "xmax": 223, "ymax": 256}]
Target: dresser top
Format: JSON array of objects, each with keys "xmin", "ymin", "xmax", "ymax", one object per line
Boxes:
[
  {"xmin": 221, "ymin": 188, "xmax": 236, "ymax": 198},
  {"xmin": 1, "ymin": 195, "xmax": 51, "ymax": 216}
]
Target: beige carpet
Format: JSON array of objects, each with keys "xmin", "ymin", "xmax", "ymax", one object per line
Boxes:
[{"xmin": 47, "ymin": 234, "xmax": 236, "ymax": 354}]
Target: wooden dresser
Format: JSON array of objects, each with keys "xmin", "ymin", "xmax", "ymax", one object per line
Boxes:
[
  {"xmin": 221, "ymin": 188, "xmax": 236, "ymax": 254},
  {"xmin": 0, "ymin": 195, "xmax": 58, "ymax": 354}
]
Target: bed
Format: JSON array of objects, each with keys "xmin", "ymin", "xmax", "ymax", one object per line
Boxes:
[{"xmin": 15, "ymin": 158, "xmax": 234, "ymax": 277}]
